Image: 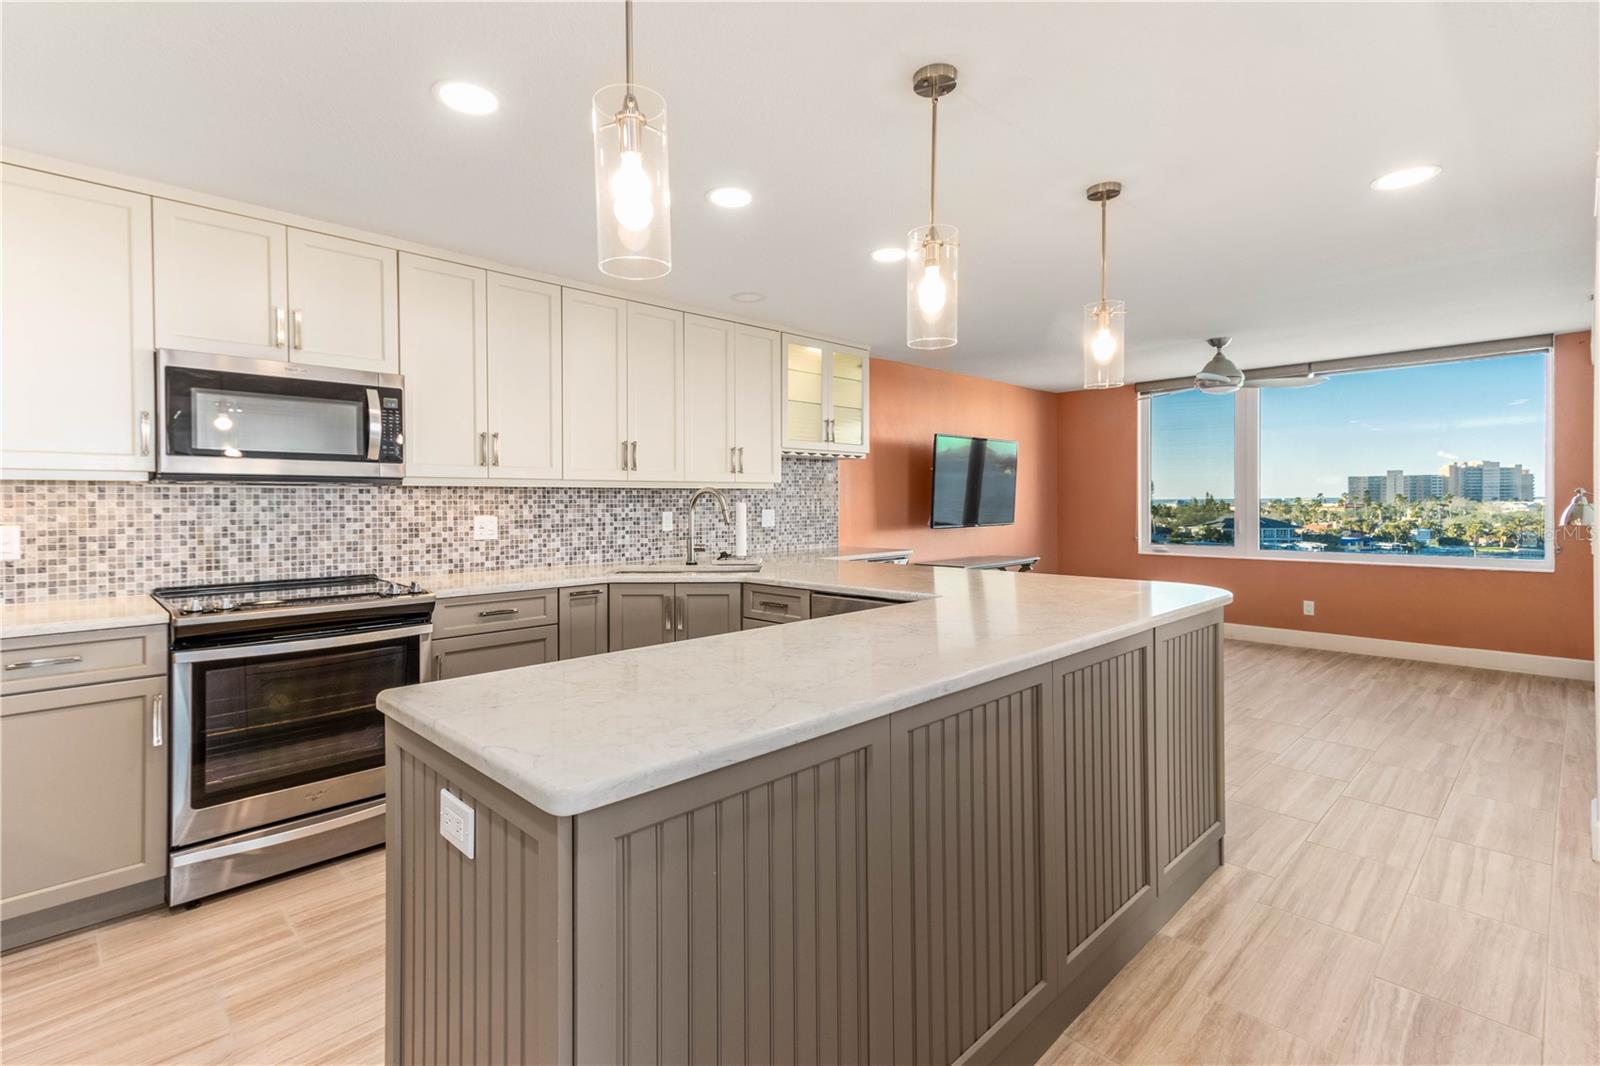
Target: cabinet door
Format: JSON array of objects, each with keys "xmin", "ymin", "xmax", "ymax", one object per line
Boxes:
[
  {"xmin": 398, "ymin": 253, "xmax": 488, "ymax": 479},
  {"xmin": 683, "ymin": 314, "xmax": 736, "ymax": 481},
  {"xmin": 781, "ymin": 334, "xmax": 827, "ymax": 450},
  {"xmin": 558, "ymin": 585, "xmax": 609, "ymax": 660},
  {"xmin": 431, "ymin": 626, "xmax": 558, "ymax": 680},
  {"xmin": 1, "ymin": 166, "xmax": 155, "ymax": 475},
  {"xmin": 674, "ymin": 583, "xmax": 741, "ymax": 641},
  {"xmin": 825, "ymin": 344, "xmax": 870, "ymax": 454},
  {"xmin": 562, "ymin": 289, "xmax": 629, "ymax": 482},
  {"xmin": 626, "ymin": 303, "xmax": 685, "ymax": 481},
  {"xmin": 1, "ymin": 677, "xmax": 166, "ymax": 921},
  {"xmin": 608, "ymin": 584, "xmax": 676, "ymax": 650},
  {"xmin": 733, "ymin": 325, "xmax": 782, "ymax": 482},
  {"xmin": 153, "ymin": 199, "xmax": 288, "ymax": 359},
  {"xmin": 487, "ymin": 273, "xmax": 562, "ymax": 479},
  {"xmin": 286, "ymin": 228, "xmax": 398, "ymax": 372}
]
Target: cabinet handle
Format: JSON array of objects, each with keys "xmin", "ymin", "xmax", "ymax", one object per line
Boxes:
[
  {"xmin": 432, "ymin": 654, "xmax": 443, "ymax": 680},
  {"xmin": 758, "ymin": 600, "xmax": 791, "ymax": 612},
  {"xmin": 677, "ymin": 595, "xmax": 685, "ymax": 632},
  {"xmin": 622, "ymin": 440, "xmax": 629, "ymax": 471},
  {"xmin": 152, "ymin": 694, "xmax": 164, "ymax": 748},
  {"xmin": 139, "ymin": 411, "xmax": 153, "ymax": 456},
  {"xmin": 274, "ymin": 306, "xmax": 287, "ymax": 347},
  {"xmin": 5, "ymin": 655, "xmax": 83, "ymax": 671},
  {"xmin": 479, "ymin": 431, "xmax": 488, "ymax": 466},
  {"xmin": 478, "ymin": 607, "xmax": 520, "ymax": 618},
  {"xmin": 492, "ymin": 432, "xmax": 502, "ymax": 466},
  {"xmin": 292, "ymin": 309, "xmax": 304, "ymax": 350},
  {"xmin": 630, "ymin": 440, "xmax": 638, "ymax": 471},
  {"xmin": 664, "ymin": 597, "xmax": 674, "ymax": 634},
  {"xmin": 567, "ymin": 588, "xmax": 602, "ymax": 599},
  {"xmin": 737, "ymin": 446, "xmax": 745, "ymax": 474},
  {"xmin": 731, "ymin": 446, "xmax": 737, "ymax": 474}
]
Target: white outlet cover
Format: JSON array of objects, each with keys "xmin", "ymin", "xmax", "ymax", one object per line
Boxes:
[
  {"xmin": 761, "ymin": 508, "xmax": 776, "ymax": 528},
  {"xmin": 1302, "ymin": 600, "xmax": 1316, "ymax": 616},
  {"xmin": 0, "ymin": 526, "xmax": 19, "ymax": 562},
  {"xmin": 473, "ymin": 515, "xmax": 498, "ymax": 541},
  {"xmin": 661, "ymin": 510, "xmax": 674, "ymax": 532},
  {"xmin": 439, "ymin": 788, "xmax": 475, "ymax": 859}
]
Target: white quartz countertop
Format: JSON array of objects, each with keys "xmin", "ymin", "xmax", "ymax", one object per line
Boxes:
[
  {"xmin": 1, "ymin": 595, "xmax": 167, "ymax": 638},
  {"xmin": 378, "ymin": 559, "xmax": 1231, "ymax": 817}
]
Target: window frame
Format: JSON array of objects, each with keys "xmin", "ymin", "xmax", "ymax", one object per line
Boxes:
[{"xmin": 1136, "ymin": 348, "xmax": 1556, "ymax": 573}]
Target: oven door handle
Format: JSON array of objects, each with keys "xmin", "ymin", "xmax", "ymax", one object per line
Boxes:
[
  {"xmin": 366, "ymin": 388, "xmax": 382, "ymax": 461},
  {"xmin": 172, "ymin": 623, "xmax": 434, "ymax": 663}
]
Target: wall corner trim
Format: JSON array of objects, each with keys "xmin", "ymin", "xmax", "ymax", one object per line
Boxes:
[{"xmin": 1224, "ymin": 623, "xmax": 1595, "ymax": 681}]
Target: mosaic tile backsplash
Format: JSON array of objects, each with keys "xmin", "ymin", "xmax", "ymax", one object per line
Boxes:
[{"xmin": 0, "ymin": 458, "xmax": 839, "ymax": 603}]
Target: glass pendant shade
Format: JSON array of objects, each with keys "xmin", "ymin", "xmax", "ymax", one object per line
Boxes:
[
  {"xmin": 592, "ymin": 83, "xmax": 671, "ymax": 280},
  {"xmin": 1081, "ymin": 299, "xmax": 1125, "ymax": 389},
  {"xmin": 906, "ymin": 223, "xmax": 958, "ymax": 349}
]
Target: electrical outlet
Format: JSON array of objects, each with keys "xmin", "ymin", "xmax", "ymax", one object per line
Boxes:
[
  {"xmin": 1302, "ymin": 600, "xmax": 1316, "ymax": 616},
  {"xmin": 439, "ymin": 788, "xmax": 475, "ymax": 859},
  {"xmin": 761, "ymin": 508, "xmax": 776, "ymax": 528},
  {"xmin": 661, "ymin": 511, "xmax": 674, "ymax": 532},
  {"xmin": 472, "ymin": 515, "xmax": 498, "ymax": 541},
  {"xmin": 0, "ymin": 526, "xmax": 19, "ymax": 562}
]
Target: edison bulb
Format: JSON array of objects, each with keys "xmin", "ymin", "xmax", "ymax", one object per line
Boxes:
[
  {"xmin": 1091, "ymin": 326, "xmax": 1118, "ymax": 364},
  {"xmin": 610, "ymin": 150, "xmax": 654, "ymax": 232},
  {"xmin": 916, "ymin": 263, "xmax": 947, "ymax": 318}
]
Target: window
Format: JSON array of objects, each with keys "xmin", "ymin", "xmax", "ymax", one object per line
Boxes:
[{"xmin": 1140, "ymin": 347, "xmax": 1553, "ymax": 570}]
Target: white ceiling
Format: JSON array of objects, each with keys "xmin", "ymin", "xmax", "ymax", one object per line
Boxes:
[{"xmin": 3, "ymin": 2, "xmax": 1595, "ymax": 390}]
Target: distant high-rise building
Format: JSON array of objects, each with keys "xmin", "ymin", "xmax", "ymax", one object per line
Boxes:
[
  {"xmin": 1346, "ymin": 469, "xmax": 1447, "ymax": 504},
  {"xmin": 1442, "ymin": 460, "xmax": 1536, "ymax": 502}
]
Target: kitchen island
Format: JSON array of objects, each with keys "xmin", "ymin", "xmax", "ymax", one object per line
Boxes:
[{"xmin": 377, "ymin": 561, "xmax": 1230, "ymax": 1066}]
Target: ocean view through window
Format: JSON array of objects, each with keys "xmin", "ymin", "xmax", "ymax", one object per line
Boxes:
[{"xmin": 1141, "ymin": 346, "xmax": 1553, "ymax": 569}]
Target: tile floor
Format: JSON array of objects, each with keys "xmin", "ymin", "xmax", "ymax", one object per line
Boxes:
[{"xmin": 2, "ymin": 642, "xmax": 1595, "ymax": 1065}]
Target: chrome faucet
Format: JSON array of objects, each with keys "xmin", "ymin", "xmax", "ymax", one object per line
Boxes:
[{"xmin": 685, "ymin": 487, "xmax": 732, "ymax": 565}]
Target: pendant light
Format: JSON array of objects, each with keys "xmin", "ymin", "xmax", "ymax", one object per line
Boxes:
[
  {"xmin": 1082, "ymin": 181, "xmax": 1125, "ymax": 388},
  {"xmin": 592, "ymin": 0, "xmax": 670, "ymax": 279},
  {"xmin": 906, "ymin": 63, "xmax": 958, "ymax": 350}
]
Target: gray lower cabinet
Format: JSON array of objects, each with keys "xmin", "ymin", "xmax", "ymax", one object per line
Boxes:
[
  {"xmin": 431, "ymin": 625, "xmax": 559, "ymax": 681},
  {"xmin": 609, "ymin": 583, "xmax": 740, "ymax": 650},
  {"xmin": 384, "ymin": 608, "xmax": 1227, "ymax": 1066},
  {"xmin": 2, "ymin": 673, "xmax": 167, "ymax": 949},
  {"xmin": 558, "ymin": 585, "xmax": 609, "ymax": 660}
]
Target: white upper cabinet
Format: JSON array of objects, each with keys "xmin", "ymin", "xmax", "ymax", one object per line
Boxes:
[
  {"xmin": 285, "ymin": 229, "xmax": 398, "ymax": 373},
  {"xmin": 561, "ymin": 289, "xmax": 629, "ymax": 482},
  {"xmin": 398, "ymin": 253, "xmax": 488, "ymax": 479},
  {"xmin": 154, "ymin": 199, "xmax": 287, "ymax": 359},
  {"xmin": 683, "ymin": 315, "xmax": 736, "ymax": 481},
  {"xmin": 733, "ymin": 325, "xmax": 782, "ymax": 482},
  {"xmin": 782, "ymin": 335, "xmax": 870, "ymax": 456},
  {"xmin": 625, "ymin": 304, "xmax": 685, "ymax": 482},
  {"xmin": 2, "ymin": 166, "xmax": 155, "ymax": 476},
  {"xmin": 486, "ymin": 273, "xmax": 562, "ymax": 480}
]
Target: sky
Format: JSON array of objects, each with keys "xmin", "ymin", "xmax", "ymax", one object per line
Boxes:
[{"xmin": 1150, "ymin": 352, "xmax": 1548, "ymax": 501}]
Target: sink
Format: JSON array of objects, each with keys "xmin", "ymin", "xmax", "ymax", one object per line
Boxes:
[{"xmin": 613, "ymin": 560, "xmax": 763, "ymax": 574}]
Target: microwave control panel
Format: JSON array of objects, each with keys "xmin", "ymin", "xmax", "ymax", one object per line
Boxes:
[{"xmin": 379, "ymin": 393, "xmax": 404, "ymax": 462}]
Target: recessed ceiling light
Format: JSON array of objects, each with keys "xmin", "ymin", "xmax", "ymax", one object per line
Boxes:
[
  {"xmin": 871, "ymin": 247, "xmax": 906, "ymax": 264},
  {"xmin": 706, "ymin": 187, "xmax": 753, "ymax": 209},
  {"xmin": 730, "ymin": 291, "xmax": 765, "ymax": 303},
  {"xmin": 1370, "ymin": 165, "xmax": 1441, "ymax": 191},
  {"xmin": 432, "ymin": 81, "xmax": 499, "ymax": 116}
]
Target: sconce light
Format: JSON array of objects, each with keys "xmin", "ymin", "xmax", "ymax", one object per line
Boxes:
[{"xmin": 1558, "ymin": 487, "xmax": 1593, "ymax": 541}]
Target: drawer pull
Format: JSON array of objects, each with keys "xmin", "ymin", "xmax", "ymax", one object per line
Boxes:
[
  {"xmin": 477, "ymin": 608, "xmax": 520, "ymax": 618},
  {"xmin": 757, "ymin": 601, "xmax": 791, "ymax": 612},
  {"xmin": 151, "ymin": 694, "xmax": 164, "ymax": 748},
  {"xmin": 567, "ymin": 589, "xmax": 602, "ymax": 599},
  {"xmin": 5, "ymin": 655, "xmax": 83, "ymax": 671}
]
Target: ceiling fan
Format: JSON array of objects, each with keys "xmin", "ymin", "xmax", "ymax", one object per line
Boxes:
[{"xmin": 1193, "ymin": 337, "xmax": 1325, "ymax": 394}]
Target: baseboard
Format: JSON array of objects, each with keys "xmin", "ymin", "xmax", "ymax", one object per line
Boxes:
[{"xmin": 1224, "ymin": 623, "xmax": 1595, "ymax": 681}]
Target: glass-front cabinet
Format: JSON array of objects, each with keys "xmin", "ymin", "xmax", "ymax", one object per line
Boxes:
[{"xmin": 781, "ymin": 335, "xmax": 870, "ymax": 456}]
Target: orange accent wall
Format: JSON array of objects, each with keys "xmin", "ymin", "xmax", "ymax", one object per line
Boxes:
[
  {"xmin": 838, "ymin": 358, "xmax": 1061, "ymax": 570},
  {"xmin": 1054, "ymin": 331, "xmax": 1594, "ymax": 660}
]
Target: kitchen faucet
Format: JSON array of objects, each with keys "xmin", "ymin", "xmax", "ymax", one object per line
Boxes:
[{"xmin": 684, "ymin": 487, "xmax": 732, "ymax": 565}]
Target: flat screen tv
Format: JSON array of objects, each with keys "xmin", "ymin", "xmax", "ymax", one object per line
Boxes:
[{"xmin": 930, "ymin": 433, "xmax": 1018, "ymax": 528}]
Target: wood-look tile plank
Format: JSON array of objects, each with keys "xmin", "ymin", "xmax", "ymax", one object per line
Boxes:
[
  {"xmin": 1119, "ymin": 987, "xmax": 1329, "ymax": 1065},
  {"xmin": 1224, "ymin": 800, "xmax": 1318, "ymax": 878},
  {"xmin": 1375, "ymin": 897, "xmax": 1547, "ymax": 1036},
  {"xmin": 1333, "ymin": 978, "xmax": 1542, "ymax": 1066},
  {"xmin": 1261, "ymin": 841, "xmax": 1412, "ymax": 941},
  {"xmin": 1229, "ymin": 763, "xmax": 1347, "ymax": 822},
  {"xmin": 1547, "ymin": 887, "xmax": 1599, "ymax": 981},
  {"xmin": 1226, "ymin": 743, "xmax": 1278, "ymax": 788},
  {"xmin": 1343, "ymin": 762, "xmax": 1455, "ymax": 817},
  {"xmin": 1163, "ymin": 863, "xmax": 1274, "ymax": 953},
  {"xmin": 0, "ymin": 931, "xmax": 99, "ymax": 999},
  {"xmin": 1409, "ymin": 837, "xmax": 1553, "ymax": 934},
  {"xmin": 1308, "ymin": 797, "xmax": 1434, "ymax": 870},
  {"xmin": 1230, "ymin": 716, "xmax": 1309, "ymax": 756},
  {"xmin": 1542, "ymin": 967, "xmax": 1599, "ymax": 1066},
  {"xmin": 1435, "ymin": 791, "xmax": 1557, "ymax": 864},
  {"xmin": 1367, "ymin": 734, "xmax": 1471, "ymax": 777},
  {"xmin": 1275, "ymin": 737, "xmax": 1372, "ymax": 782},
  {"xmin": 1305, "ymin": 713, "xmax": 1403, "ymax": 751},
  {"xmin": 1064, "ymin": 934, "xmax": 1208, "ymax": 1061},
  {"xmin": 1553, "ymin": 784, "xmax": 1600, "ymax": 898},
  {"xmin": 1037, "ymin": 1032, "xmax": 1117, "ymax": 1065}
]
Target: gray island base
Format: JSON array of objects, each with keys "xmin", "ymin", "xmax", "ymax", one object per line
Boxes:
[{"xmin": 379, "ymin": 567, "xmax": 1224, "ymax": 1066}]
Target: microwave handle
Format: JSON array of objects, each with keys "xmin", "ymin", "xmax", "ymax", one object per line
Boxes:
[{"xmin": 366, "ymin": 388, "xmax": 382, "ymax": 461}]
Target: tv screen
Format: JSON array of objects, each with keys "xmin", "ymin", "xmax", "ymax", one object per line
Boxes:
[{"xmin": 930, "ymin": 433, "xmax": 1018, "ymax": 528}]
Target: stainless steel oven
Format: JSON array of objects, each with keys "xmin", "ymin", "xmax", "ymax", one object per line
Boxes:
[
  {"xmin": 156, "ymin": 576, "xmax": 432, "ymax": 903},
  {"xmin": 157, "ymin": 349, "xmax": 404, "ymax": 481}
]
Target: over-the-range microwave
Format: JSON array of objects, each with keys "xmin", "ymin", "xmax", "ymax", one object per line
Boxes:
[{"xmin": 156, "ymin": 349, "xmax": 404, "ymax": 482}]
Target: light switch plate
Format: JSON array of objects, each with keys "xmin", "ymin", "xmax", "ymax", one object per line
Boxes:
[
  {"xmin": 1302, "ymin": 600, "xmax": 1315, "ymax": 616},
  {"xmin": 473, "ymin": 515, "xmax": 498, "ymax": 541},
  {"xmin": 661, "ymin": 511, "xmax": 674, "ymax": 532},
  {"xmin": 0, "ymin": 526, "xmax": 19, "ymax": 562},
  {"xmin": 761, "ymin": 508, "xmax": 776, "ymax": 528},
  {"xmin": 439, "ymin": 788, "xmax": 475, "ymax": 859}
]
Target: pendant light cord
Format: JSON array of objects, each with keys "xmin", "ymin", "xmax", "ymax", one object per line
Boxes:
[
  {"xmin": 928, "ymin": 95, "xmax": 939, "ymax": 228},
  {"xmin": 624, "ymin": 0, "xmax": 635, "ymax": 86},
  {"xmin": 1099, "ymin": 196, "xmax": 1108, "ymax": 307}
]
